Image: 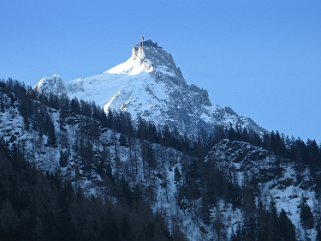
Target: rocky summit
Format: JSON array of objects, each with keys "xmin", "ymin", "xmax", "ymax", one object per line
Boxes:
[{"xmin": 34, "ymin": 74, "xmax": 67, "ymax": 96}]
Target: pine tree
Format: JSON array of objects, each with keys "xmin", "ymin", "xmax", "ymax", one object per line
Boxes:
[
  {"xmin": 45, "ymin": 113, "xmax": 56, "ymax": 146},
  {"xmin": 278, "ymin": 209, "xmax": 296, "ymax": 241},
  {"xmin": 300, "ymin": 197, "xmax": 315, "ymax": 229},
  {"xmin": 174, "ymin": 167, "xmax": 182, "ymax": 189},
  {"xmin": 59, "ymin": 150, "xmax": 68, "ymax": 167}
]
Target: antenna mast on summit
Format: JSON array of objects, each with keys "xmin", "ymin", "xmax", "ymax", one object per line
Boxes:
[{"xmin": 141, "ymin": 35, "xmax": 144, "ymax": 48}]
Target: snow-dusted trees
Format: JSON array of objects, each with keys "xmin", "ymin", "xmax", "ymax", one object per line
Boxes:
[{"xmin": 0, "ymin": 143, "xmax": 187, "ymax": 241}]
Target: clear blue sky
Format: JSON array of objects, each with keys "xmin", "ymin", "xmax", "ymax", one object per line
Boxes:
[{"xmin": 1, "ymin": 0, "xmax": 320, "ymax": 142}]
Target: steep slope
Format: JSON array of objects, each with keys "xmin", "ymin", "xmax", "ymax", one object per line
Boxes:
[
  {"xmin": 35, "ymin": 40, "xmax": 265, "ymax": 138},
  {"xmin": 1, "ymin": 80, "xmax": 320, "ymax": 240},
  {"xmin": 0, "ymin": 81, "xmax": 260, "ymax": 240},
  {"xmin": 1, "ymin": 80, "xmax": 210, "ymax": 240},
  {"xmin": 207, "ymin": 140, "xmax": 318, "ymax": 240},
  {"xmin": 0, "ymin": 144, "xmax": 183, "ymax": 241}
]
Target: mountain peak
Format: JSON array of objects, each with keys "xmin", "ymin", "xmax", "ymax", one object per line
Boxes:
[
  {"xmin": 106, "ymin": 39, "xmax": 184, "ymax": 83},
  {"xmin": 35, "ymin": 39, "xmax": 266, "ymax": 138},
  {"xmin": 34, "ymin": 74, "xmax": 67, "ymax": 96}
]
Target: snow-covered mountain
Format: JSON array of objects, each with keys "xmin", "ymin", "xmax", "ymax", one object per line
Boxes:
[
  {"xmin": 34, "ymin": 74, "xmax": 67, "ymax": 96},
  {"xmin": 17, "ymin": 39, "xmax": 321, "ymax": 240},
  {"xmin": 35, "ymin": 40, "xmax": 265, "ymax": 137}
]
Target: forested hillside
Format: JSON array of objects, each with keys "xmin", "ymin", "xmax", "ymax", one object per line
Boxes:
[
  {"xmin": 0, "ymin": 143, "xmax": 187, "ymax": 241},
  {"xmin": 1, "ymin": 79, "xmax": 321, "ymax": 240}
]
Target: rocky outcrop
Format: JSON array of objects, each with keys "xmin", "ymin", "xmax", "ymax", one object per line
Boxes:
[{"xmin": 34, "ymin": 74, "xmax": 67, "ymax": 96}]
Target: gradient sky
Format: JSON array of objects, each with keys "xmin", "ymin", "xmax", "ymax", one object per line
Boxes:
[{"xmin": 1, "ymin": 0, "xmax": 320, "ymax": 142}]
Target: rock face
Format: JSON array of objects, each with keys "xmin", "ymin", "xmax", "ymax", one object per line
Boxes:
[
  {"xmin": 206, "ymin": 140, "xmax": 317, "ymax": 240},
  {"xmin": 34, "ymin": 75, "xmax": 67, "ymax": 96},
  {"xmin": 35, "ymin": 40, "xmax": 265, "ymax": 138}
]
